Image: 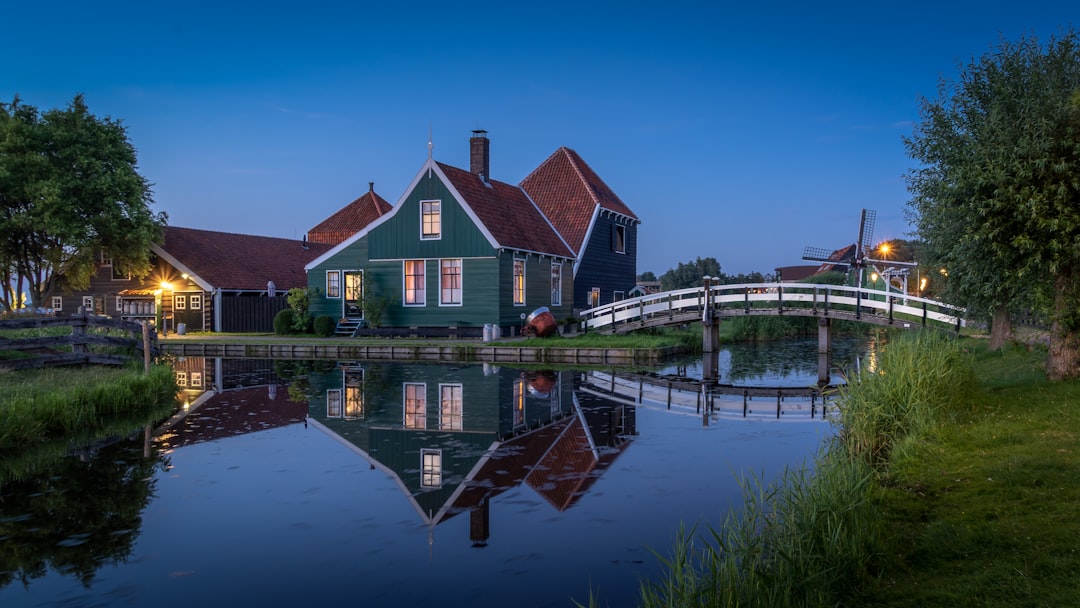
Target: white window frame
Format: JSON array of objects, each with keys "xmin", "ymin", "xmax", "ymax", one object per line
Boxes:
[
  {"xmin": 614, "ymin": 290, "xmax": 625, "ymax": 302},
  {"xmin": 100, "ymin": 251, "xmax": 112, "ymax": 266},
  {"xmin": 326, "ymin": 270, "xmax": 341, "ymax": 298},
  {"xmin": 82, "ymin": 296, "xmax": 94, "ymax": 311},
  {"xmin": 420, "ymin": 200, "xmax": 441, "ymax": 240},
  {"xmin": 439, "ymin": 383, "xmax": 463, "ymax": 431},
  {"xmin": 327, "ymin": 389, "xmax": 343, "ymax": 418},
  {"xmin": 614, "ymin": 224, "xmax": 626, "ymax": 254},
  {"xmin": 190, "ymin": 372, "xmax": 203, "ymax": 388},
  {"xmin": 174, "ymin": 295, "xmax": 187, "ymax": 310},
  {"xmin": 52, "ymin": 296, "xmax": 63, "ymax": 311},
  {"xmin": 551, "ymin": 263, "xmax": 562, "ymax": 307},
  {"xmin": 513, "ymin": 258, "xmax": 526, "ymax": 306},
  {"xmin": 439, "ymin": 259, "xmax": 462, "ymax": 306},
  {"xmin": 404, "ymin": 382, "xmax": 426, "ymax": 429},
  {"xmin": 176, "ymin": 371, "xmax": 188, "ymax": 387},
  {"xmin": 115, "ymin": 296, "xmax": 123, "ymax": 312},
  {"xmin": 403, "ymin": 260, "xmax": 426, "ymax": 307},
  {"xmin": 421, "ymin": 449, "xmax": 443, "ymax": 488},
  {"xmin": 189, "ymin": 294, "xmax": 202, "ymax": 310}
]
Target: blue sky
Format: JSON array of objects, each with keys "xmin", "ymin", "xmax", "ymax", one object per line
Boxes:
[{"xmin": 3, "ymin": 1, "xmax": 1071, "ymax": 276}]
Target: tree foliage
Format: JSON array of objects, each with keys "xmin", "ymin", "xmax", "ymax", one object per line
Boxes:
[
  {"xmin": 0, "ymin": 94, "xmax": 166, "ymax": 311},
  {"xmin": 659, "ymin": 257, "xmax": 722, "ymax": 291},
  {"xmin": 905, "ymin": 29, "xmax": 1080, "ymax": 379}
]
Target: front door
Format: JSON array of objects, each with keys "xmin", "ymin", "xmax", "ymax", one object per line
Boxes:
[{"xmin": 343, "ymin": 271, "xmax": 363, "ymax": 319}]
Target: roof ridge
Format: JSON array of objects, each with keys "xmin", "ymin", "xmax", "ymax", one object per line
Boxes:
[{"xmin": 561, "ymin": 147, "xmax": 601, "ymax": 207}]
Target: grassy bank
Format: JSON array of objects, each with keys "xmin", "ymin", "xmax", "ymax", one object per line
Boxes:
[
  {"xmin": 867, "ymin": 343, "xmax": 1080, "ymax": 606},
  {"xmin": 628, "ymin": 331, "xmax": 1079, "ymax": 607},
  {"xmin": 0, "ymin": 364, "xmax": 178, "ymax": 451}
]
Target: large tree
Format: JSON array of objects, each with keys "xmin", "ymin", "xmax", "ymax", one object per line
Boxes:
[
  {"xmin": 0, "ymin": 94, "xmax": 165, "ymax": 311},
  {"xmin": 905, "ymin": 30, "xmax": 1080, "ymax": 380}
]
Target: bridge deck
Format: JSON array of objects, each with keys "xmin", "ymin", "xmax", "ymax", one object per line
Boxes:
[{"xmin": 581, "ymin": 282, "xmax": 965, "ymax": 334}]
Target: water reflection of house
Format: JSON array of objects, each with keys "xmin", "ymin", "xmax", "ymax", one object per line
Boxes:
[
  {"xmin": 158, "ymin": 357, "xmax": 308, "ymax": 449},
  {"xmin": 306, "ymin": 363, "xmax": 634, "ymax": 547}
]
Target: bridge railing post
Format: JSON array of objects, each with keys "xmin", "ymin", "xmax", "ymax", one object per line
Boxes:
[
  {"xmin": 888, "ymin": 294, "xmax": 894, "ymax": 324},
  {"xmin": 744, "ymin": 287, "xmax": 750, "ymax": 314}
]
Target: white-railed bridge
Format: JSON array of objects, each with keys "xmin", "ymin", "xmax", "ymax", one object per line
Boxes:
[{"xmin": 579, "ymin": 283, "xmax": 966, "ymax": 384}]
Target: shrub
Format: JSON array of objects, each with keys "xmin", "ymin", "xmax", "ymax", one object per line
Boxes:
[
  {"xmin": 313, "ymin": 315, "xmax": 337, "ymax": 337},
  {"xmin": 273, "ymin": 309, "xmax": 296, "ymax": 335}
]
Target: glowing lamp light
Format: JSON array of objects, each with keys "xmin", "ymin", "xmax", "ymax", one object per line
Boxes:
[
  {"xmin": 870, "ymin": 272, "xmax": 879, "ymax": 282},
  {"xmin": 160, "ymin": 281, "xmax": 173, "ymax": 291}
]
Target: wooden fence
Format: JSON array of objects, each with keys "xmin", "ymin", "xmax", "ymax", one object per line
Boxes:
[{"xmin": 0, "ymin": 314, "xmax": 159, "ymax": 371}]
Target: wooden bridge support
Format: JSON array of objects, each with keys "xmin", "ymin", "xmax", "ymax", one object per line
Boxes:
[
  {"xmin": 818, "ymin": 317, "xmax": 832, "ymax": 386},
  {"xmin": 702, "ymin": 303, "xmax": 721, "ymax": 382}
]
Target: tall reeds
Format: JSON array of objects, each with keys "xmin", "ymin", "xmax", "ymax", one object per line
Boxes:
[
  {"xmin": 835, "ymin": 330, "xmax": 975, "ymax": 464},
  {"xmin": 0, "ymin": 363, "xmax": 177, "ymax": 450},
  {"xmin": 629, "ymin": 330, "xmax": 975, "ymax": 607}
]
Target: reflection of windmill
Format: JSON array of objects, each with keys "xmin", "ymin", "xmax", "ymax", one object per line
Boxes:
[{"xmin": 803, "ymin": 209, "xmax": 917, "ymax": 290}]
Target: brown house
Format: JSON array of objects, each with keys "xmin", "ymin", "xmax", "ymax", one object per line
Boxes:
[{"xmin": 61, "ymin": 226, "xmax": 330, "ymax": 333}]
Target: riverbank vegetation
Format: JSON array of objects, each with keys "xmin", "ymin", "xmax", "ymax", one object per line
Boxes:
[
  {"xmin": 625, "ymin": 331, "xmax": 1079, "ymax": 607},
  {"xmin": 0, "ymin": 364, "xmax": 177, "ymax": 454}
]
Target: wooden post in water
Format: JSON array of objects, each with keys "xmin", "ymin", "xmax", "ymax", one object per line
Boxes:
[
  {"xmin": 817, "ymin": 317, "xmax": 832, "ymax": 386},
  {"xmin": 701, "ymin": 276, "xmax": 720, "ymax": 382}
]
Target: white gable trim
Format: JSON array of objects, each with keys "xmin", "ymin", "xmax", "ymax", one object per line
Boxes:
[
  {"xmin": 428, "ymin": 161, "xmax": 501, "ymax": 251},
  {"xmin": 572, "ymin": 205, "xmax": 602, "ymax": 279},
  {"xmin": 303, "ymin": 165, "xmax": 434, "ymax": 271},
  {"xmin": 151, "ymin": 244, "xmax": 214, "ymax": 291}
]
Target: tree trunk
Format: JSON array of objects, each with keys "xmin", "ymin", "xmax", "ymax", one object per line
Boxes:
[
  {"xmin": 987, "ymin": 303, "xmax": 1013, "ymax": 351},
  {"xmin": 1048, "ymin": 276, "xmax": 1080, "ymax": 381}
]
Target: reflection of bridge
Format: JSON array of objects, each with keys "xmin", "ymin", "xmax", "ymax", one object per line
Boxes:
[
  {"xmin": 582, "ymin": 283, "xmax": 966, "ymax": 384},
  {"xmin": 580, "ymin": 371, "xmax": 835, "ymax": 422}
]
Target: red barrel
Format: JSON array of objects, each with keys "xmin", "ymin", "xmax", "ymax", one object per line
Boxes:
[{"xmin": 525, "ymin": 307, "xmax": 558, "ymax": 337}]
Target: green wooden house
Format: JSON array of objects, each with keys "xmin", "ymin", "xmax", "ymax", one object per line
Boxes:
[{"xmin": 304, "ymin": 132, "xmax": 575, "ymax": 336}]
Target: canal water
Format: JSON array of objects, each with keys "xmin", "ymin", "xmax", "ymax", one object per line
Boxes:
[{"xmin": 0, "ymin": 337, "xmax": 867, "ymax": 608}]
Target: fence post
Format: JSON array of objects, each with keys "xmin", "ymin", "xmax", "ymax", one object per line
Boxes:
[{"xmin": 142, "ymin": 321, "xmax": 151, "ymax": 373}]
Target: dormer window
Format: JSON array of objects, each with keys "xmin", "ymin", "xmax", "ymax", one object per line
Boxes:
[{"xmin": 421, "ymin": 200, "xmax": 441, "ymax": 240}]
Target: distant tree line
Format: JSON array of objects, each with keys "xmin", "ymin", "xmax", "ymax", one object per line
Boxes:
[{"xmin": 640, "ymin": 257, "xmax": 773, "ymax": 291}]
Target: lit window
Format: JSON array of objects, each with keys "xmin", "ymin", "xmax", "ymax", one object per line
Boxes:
[
  {"xmin": 52, "ymin": 296, "xmax": 62, "ymax": 311},
  {"xmin": 189, "ymin": 294, "xmax": 202, "ymax": 310},
  {"xmin": 440, "ymin": 384, "xmax": 463, "ymax": 430},
  {"xmin": 345, "ymin": 368, "xmax": 364, "ymax": 419},
  {"xmin": 421, "ymin": 449, "xmax": 442, "ymax": 488},
  {"xmin": 404, "ymin": 383, "xmax": 426, "ymax": 429},
  {"xmin": 327, "ymin": 390, "xmax": 343, "ymax": 418},
  {"xmin": 551, "ymin": 263, "xmax": 562, "ymax": 307},
  {"xmin": 404, "ymin": 260, "xmax": 426, "ymax": 306},
  {"xmin": 176, "ymin": 371, "xmax": 188, "ymax": 387},
  {"xmin": 513, "ymin": 377, "xmax": 526, "ymax": 428},
  {"xmin": 191, "ymin": 372, "xmax": 203, "ymax": 388},
  {"xmin": 174, "ymin": 295, "xmax": 186, "ymax": 310},
  {"xmin": 440, "ymin": 259, "xmax": 462, "ymax": 305},
  {"xmin": 613, "ymin": 224, "xmax": 626, "ymax": 254},
  {"xmin": 513, "ymin": 259, "xmax": 525, "ymax": 306},
  {"xmin": 326, "ymin": 271, "xmax": 341, "ymax": 298},
  {"xmin": 421, "ymin": 200, "xmax": 441, "ymax": 240}
]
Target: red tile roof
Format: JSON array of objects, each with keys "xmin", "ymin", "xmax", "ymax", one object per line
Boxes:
[
  {"xmin": 436, "ymin": 162, "xmax": 574, "ymax": 259},
  {"xmin": 307, "ymin": 188, "xmax": 392, "ymax": 246},
  {"xmin": 519, "ymin": 147, "xmax": 638, "ymax": 255},
  {"xmin": 156, "ymin": 385, "xmax": 308, "ymax": 449},
  {"xmin": 159, "ymin": 226, "xmax": 332, "ymax": 291}
]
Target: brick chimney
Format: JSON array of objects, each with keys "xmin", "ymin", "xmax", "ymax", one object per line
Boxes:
[{"xmin": 470, "ymin": 130, "xmax": 489, "ymax": 181}]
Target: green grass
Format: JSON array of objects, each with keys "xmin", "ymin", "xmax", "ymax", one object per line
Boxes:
[
  {"xmin": 866, "ymin": 342, "xmax": 1080, "ymax": 607},
  {"xmin": 623, "ymin": 333, "xmax": 1080, "ymax": 607},
  {"xmin": 0, "ymin": 363, "xmax": 178, "ymax": 451}
]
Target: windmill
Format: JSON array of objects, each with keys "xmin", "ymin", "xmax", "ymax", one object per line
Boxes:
[{"xmin": 803, "ymin": 209, "xmax": 917, "ymax": 290}]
